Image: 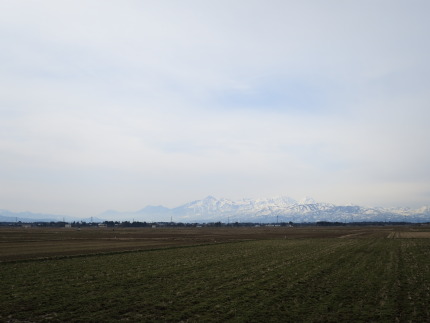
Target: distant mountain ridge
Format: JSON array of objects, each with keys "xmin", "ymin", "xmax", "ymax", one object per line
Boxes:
[
  {"xmin": 100, "ymin": 196, "xmax": 430, "ymax": 223},
  {"xmin": 2, "ymin": 196, "xmax": 429, "ymax": 223},
  {"xmin": 0, "ymin": 209, "xmax": 104, "ymax": 223}
]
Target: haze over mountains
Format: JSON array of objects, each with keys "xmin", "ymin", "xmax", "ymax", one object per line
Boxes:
[
  {"xmin": 99, "ymin": 196, "xmax": 430, "ymax": 223},
  {"xmin": 0, "ymin": 209, "xmax": 102, "ymax": 224},
  {"xmin": 4, "ymin": 196, "xmax": 427, "ymax": 224}
]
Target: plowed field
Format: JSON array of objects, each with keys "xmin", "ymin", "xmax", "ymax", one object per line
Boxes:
[{"xmin": 1, "ymin": 226, "xmax": 430, "ymax": 322}]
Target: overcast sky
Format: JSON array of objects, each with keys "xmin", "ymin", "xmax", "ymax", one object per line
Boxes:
[{"xmin": 1, "ymin": 1, "xmax": 430, "ymax": 217}]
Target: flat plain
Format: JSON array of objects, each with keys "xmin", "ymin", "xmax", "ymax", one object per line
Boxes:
[{"xmin": 1, "ymin": 225, "xmax": 430, "ymax": 322}]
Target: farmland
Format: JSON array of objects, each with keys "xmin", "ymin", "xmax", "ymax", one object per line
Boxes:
[{"xmin": 1, "ymin": 226, "xmax": 430, "ymax": 322}]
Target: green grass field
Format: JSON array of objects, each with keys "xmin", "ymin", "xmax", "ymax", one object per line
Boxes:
[{"xmin": 1, "ymin": 226, "xmax": 430, "ymax": 322}]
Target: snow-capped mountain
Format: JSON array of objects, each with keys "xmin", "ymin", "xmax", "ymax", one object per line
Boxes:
[
  {"xmin": 3, "ymin": 196, "xmax": 429, "ymax": 223},
  {"xmin": 99, "ymin": 196, "xmax": 430, "ymax": 223}
]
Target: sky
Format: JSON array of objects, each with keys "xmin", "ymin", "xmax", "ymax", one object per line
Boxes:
[{"xmin": 1, "ymin": 1, "xmax": 430, "ymax": 217}]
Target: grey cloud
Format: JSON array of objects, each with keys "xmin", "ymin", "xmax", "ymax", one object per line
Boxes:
[{"xmin": 1, "ymin": 1, "xmax": 429, "ymax": 215}]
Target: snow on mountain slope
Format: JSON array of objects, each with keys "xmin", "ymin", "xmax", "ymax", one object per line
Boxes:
[{"xmin": 100, "ymin": 196, "xmax": 430, "ymax": 223}]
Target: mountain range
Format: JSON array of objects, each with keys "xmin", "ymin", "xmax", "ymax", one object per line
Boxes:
[
  {"xmin": 2, "ymin": 196, "xmax": 429, "ymax": 224},
  {"xmin": 99, "ymin": 196, "xmax": 430, "ymax": 223},
  {"xmin": 0, "ymin": 209, "xmax": 104, "ymax": 223}
]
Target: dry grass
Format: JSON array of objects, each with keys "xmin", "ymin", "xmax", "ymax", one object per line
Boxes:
[{"xmin": 391, "ymin": 231, "xmax": 430, "ymax": 238}]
